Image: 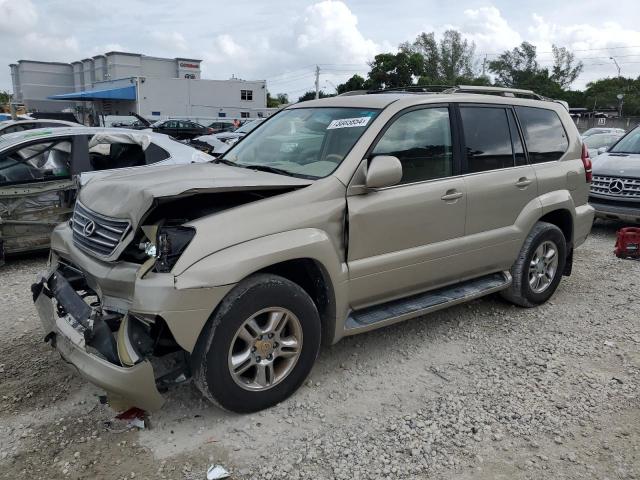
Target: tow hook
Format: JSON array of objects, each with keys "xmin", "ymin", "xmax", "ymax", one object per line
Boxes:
[{"xmin": 44, "ymin": 331, "xmax": 56, "ymax": 347}]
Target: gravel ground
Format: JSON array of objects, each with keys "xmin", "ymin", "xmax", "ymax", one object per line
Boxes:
[{"xmin": 0, "ymin": 220, "xmax": 638, "ymax": 480}]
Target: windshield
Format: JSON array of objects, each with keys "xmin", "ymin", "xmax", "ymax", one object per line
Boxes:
[
  {"xmin": 222, "ymin": 107, "xmax": 379, "ymax": 178},
  {"xmin": 584, "ymin": 134, "xmax": 620, "ymax": 149},
  {"xmin": 236, "ymin": 120, "xmax": 264, "ymax": 134},
  {"xmin": 609, "ymin": 128, "xmax": 640, "ymax": 154}
]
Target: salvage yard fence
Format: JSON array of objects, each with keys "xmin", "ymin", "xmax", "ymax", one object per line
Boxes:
[{"xmin": 573, "ymin": 116, "xmax": 640, "ymax": 133}]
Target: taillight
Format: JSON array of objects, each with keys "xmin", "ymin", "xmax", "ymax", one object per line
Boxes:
[{"xmin": 581, "ymin": 143, "xmax": 592, "ymax": 183}]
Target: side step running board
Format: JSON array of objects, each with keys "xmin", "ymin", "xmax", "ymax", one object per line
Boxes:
[{"xmin": 344, "ymin": 272, "xmax": 511, "ymax": 334}]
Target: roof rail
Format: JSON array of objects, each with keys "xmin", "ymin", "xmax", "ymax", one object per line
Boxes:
[
  {"xmin": 338, "ymin": 85, "xmax": 453, "ymax": 96},
  {"xmin": 336, "ymin": 84, "xmax": 570, "ymax": 110},
  {"xmin": 445, "ymin": 85, "xmax": 570, "ymax": 110},
  {"xmin": 444, "ymin": 85, "xmax": 546, "ymax": 99}
]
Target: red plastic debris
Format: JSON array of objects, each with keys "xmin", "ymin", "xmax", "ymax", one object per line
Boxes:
[{"xmin": 614, "ymin": 227, "xmax": 640, "ymax": 259}]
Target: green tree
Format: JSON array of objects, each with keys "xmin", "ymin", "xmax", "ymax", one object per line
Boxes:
[
  {"xmin": 0, "ymin": 90, "xmax": 10, "ymax": 107},
  {"xmin": 551, "ymin": 45, "xmax": 583, "ymax": 89},
  {"xmin": 400, "ymin": 32, "xmax": 439, "ymax": 83},
  {"xmin": 488, "ymin": 42, "xmax": 540, "ymax": 88},
  {"xmin": 297, "ymin": 90, "xmax": 333, "ymax": 102},
  {"xmin": 267, "ymin": 92, "xmax": 290, "ymax": 107},
  {"xmin": 403, "ymin": 30, "xmax": 478, "ymax": 85},
  {"xmin": 487, "ymin": 42, "xmax": 581, "ymax": 98},
  {"xmin": 336, "ymin": 74, "xmax": 370, "ymax": 94},
  {"xmin": 276, "ymin": 93, "xmax": 289, "ymax": 104},
  {"xmin": 367, "ymin": 51, "xmax": 424, "ymax": 89},
  {"xmin": 583, "ymin": 77, "xmax": 640, "ymax": 115},
  {"xmin": 438, "ymin": 30, "xmax": 476, "ymax": 84}
]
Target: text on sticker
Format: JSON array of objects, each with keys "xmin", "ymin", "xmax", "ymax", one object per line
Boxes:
[{"xmin": 327, "ymin": 117, "xmax": 372, "ymax": 129}]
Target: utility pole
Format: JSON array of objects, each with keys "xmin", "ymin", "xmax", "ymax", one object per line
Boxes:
[
  {"xmin": 314, "ymin": 65, "xmax": 320, "ymax": 100},
  {"xmin": 481, "ymin": 54, "xmax": 487, "ymax": 78},
  {"xmin": 609, "ymin": 56, "xmax": 621, "ymax": 77}
]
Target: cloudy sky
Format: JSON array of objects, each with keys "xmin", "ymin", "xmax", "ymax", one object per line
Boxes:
[{"xmin": 2, "ymin": 0, "xmax": 640, "ymax": 99}]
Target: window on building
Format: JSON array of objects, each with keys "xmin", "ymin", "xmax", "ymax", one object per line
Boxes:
[
  {"xmin": 241, "ymin": 90, "xmax": 253, "ymax": 101},
  {"xmin": 372, "ymin": 107, "xmax": 453, "ymax": 185},
  {"xmin": 515, "ymin": 106, "xmax": 568, "ymax": 163},
  {"xmin": 241, "ymin": 112, "xmax": 250, "ymax": 119},
  {"xmin": 460, "ymin": 107, "xmax": 514, "ymax": 173}
]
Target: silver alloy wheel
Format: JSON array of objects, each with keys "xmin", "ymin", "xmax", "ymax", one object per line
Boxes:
[
  {"xmin": 228, "ymin": 307, "xmax": 303, "ymax": 391},
  {"xmin": 528, "ymin": 240, "xmax": 559, "ymax": 293}
]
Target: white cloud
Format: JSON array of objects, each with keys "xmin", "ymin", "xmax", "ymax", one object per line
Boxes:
[
  {"xmin": 149, "ymin": 31, "xmax": 188, "ymax": 53},
  {"xmin": 458, "ymin": 6, "xmax": 521, "ymax": 53},
  {"xmin": 292, "ymin": 0, "xmax": 379, "ymax": 64},
  {"xmin": 21, "ymin": 32, "xmax": 79, "ymax": 58},
  {"xmin": 0, "ymin": 0, "xmax": 37, "ymax": 34}
]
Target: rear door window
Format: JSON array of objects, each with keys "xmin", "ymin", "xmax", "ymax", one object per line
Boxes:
[
  {"xmin": 515, "ymin": 106, "xmax": 568, "ymax": 163},
  {"xmin": 0, "ymin": 139, "xmax": 72, "ymax": 185},
  {"xmin": 460, "ymin": 107, "xmax": 514, "ymax": 173}
]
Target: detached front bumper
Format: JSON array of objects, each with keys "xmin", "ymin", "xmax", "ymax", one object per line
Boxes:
[{"xmin": 32, "ymin": 269, "xmax": 165, "ymax": 411}]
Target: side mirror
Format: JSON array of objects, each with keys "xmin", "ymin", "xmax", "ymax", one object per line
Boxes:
[
  {"xmin": 366, "ymin": 155, "xmax": 402, "ymax": 189},
  {"xmin": 597, "ymin": 146, "xmax": 608, "ymax": 155}
]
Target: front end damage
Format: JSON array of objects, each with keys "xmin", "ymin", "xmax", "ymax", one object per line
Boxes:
[
  {"xmin": 32, "ymin": 261, "xmax": 179, "ymax": 411},
  {"xmin": 31, "ymin": 163, "xmax": 320, "ymax": 410},
  {"xmin": 31, "ymin": 221, "xmax": 235, "ymax": 410}
]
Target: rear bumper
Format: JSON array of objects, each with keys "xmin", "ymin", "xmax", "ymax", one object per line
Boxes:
[
  {"xmin": 574, "ymin": 203, "xmax": 595, "ymax": 248},
  {"xmin": 33, "ymin": 270, "xmax": 165, "ymax": 411},
  {"xmin": 589, "ymin": 198, "xmax": 640, "ymax": 224}
]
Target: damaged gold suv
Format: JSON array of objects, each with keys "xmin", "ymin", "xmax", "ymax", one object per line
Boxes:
[{"xmin": 33, "ymin": 87, "xmax": 595, "ymax": 413}]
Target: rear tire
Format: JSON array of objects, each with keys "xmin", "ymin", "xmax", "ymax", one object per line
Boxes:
[
  {"xmin": 501, "ymin": 222, "xmax": 567, "ymax": 308},
  {"xmin": 192, "ymin": 274, "xmax": 321, "ymax": 413}
]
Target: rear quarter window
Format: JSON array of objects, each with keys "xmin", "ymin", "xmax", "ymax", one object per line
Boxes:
[{"xmin": 515, "ymin": 106, "xmax": 568, "ymax": 163}]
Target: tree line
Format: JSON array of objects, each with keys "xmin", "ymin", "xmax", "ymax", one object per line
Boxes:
[{"xmin": 290, "ymin": 30, "xmax": 640, "ymax": 115}]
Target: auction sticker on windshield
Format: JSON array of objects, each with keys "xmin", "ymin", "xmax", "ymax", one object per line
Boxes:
[{"xmin": 327, "ymin": 117, "xmax": 372, "ymax": 129}]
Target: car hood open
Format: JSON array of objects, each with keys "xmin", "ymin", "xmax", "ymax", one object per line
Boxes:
[
  {"xmin": 78, "ymin": 162, "xmax": 313, "ymax": 227},
  {"xmin": 592, "ymin": 152, "xmax": 640, "ymax": 177}
]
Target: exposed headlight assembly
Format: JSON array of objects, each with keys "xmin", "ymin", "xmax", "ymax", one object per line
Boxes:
[{"xmin": 155, "ymin": 226, "xmax": 196, "ymax": 273}]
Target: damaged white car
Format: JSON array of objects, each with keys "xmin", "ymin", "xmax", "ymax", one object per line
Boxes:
[{"xmin": 0, "ymin": 127, "xmax": 213, "ymax": 263}]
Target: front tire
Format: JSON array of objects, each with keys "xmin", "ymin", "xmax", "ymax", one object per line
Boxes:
[
  {"xmin": 192, "ymin": 274, "xmax": 321, "ymax": 413},
  {"xmin": 501, "ymin": 222, "xmax": 567, "ymax": 308}
]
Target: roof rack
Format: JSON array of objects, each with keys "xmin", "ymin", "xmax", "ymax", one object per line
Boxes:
[
  {"xmin": 338, "ymin": 85, "xmax": 453, "ymax": 96},
  {"xmin": 336, "ymin": 84, "xmax": 570, "ymax": 110},
  {"xmin": 443, "ymin": 85, "xmax": 546, "ymax": 100}
]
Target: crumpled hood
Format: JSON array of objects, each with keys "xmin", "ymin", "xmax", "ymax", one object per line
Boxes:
[
  {"xmin": 592, "ymin": 152, "xmax": 640, "ymax": 177},
  {"xmin": 78, "ymin": 162, "xmax": 313, "ymax": 226}
]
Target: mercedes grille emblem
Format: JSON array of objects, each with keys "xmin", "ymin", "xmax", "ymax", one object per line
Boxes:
[
  {"xmin": 83, "ymin": 220, "xmax": 96, "ymax": 237},
  {"xmin": 608, "ymin": 179, "xmax": 625, "ymax": 194}
]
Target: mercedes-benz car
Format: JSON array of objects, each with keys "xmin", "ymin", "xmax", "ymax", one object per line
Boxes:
[{"xmin": 589, "ymin": 125, "xmax": 640, "ymax": 223}]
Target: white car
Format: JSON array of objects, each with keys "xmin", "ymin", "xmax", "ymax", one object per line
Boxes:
[
  {"xmin": 0, "ymin": 119, "xmax": 82, "ymax": 137},
  {"xmin": 582, "ymin": 132, "xmax": 624, "ymax": 159},
  {"xmin": 581, "ymin": 127, "xmax": 626, "ymax": 137},
  {"xmin": 0, "ymin": 127, "xmax": 214, "ymax": 260}
]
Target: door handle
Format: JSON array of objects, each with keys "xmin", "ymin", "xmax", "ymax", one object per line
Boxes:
[
  {"xmin": 515, "ymin": 177, "xmax": 533, "ymax": 188},
  {"xmin": 441, "ymin": 190, "xmax": 463, "ymax": 202}
]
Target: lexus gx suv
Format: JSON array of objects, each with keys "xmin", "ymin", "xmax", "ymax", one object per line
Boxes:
[{"xmin": 33, "ymin": 86, "xmax": 595, "ymax": 413}]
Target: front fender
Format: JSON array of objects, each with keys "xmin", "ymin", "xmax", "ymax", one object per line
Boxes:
[{"xmin": 175, "ymin": 228, "xmax": 348, "ymax": 290}]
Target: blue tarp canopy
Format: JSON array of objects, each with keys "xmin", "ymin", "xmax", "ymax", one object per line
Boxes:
[{"xmin": 48, "ymin": 85, "xmax": 136, "ymax": 101}]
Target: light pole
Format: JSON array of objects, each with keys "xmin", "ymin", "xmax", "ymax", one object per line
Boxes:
[{"xmin": 609, "ymin": 56, "xmax": 621, "ymax": 77}]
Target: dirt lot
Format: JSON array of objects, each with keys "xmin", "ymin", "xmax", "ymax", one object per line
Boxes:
[{"xmin": 1, "ymin": 221, "xmax": 638, "ymax": 480}]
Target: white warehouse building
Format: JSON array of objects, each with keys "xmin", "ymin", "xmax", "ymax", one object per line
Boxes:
[{"xmin": 10, "ymin": 51, "xmax": 272, "ymax": 121}]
